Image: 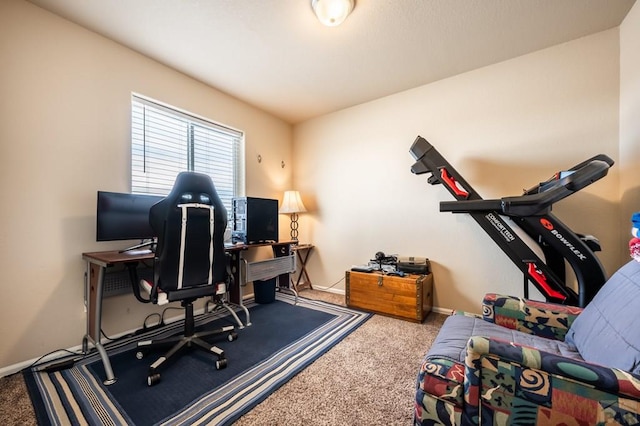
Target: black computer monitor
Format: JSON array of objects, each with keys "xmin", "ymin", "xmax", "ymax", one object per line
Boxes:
[{"xmin": 96, "ymin": 191, "xmax": 164, "ymax": 245}]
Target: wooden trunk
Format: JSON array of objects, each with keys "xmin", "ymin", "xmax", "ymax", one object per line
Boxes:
[{"xmin": 345, "ymin": 271, "xmax": 433, "ymax": 322}]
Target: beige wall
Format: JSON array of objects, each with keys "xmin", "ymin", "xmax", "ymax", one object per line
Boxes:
[
  {"xmin": 620, "ymin": 2, "xmax": 640, "ymax": 241},
  {"xmin": 293, "ymin": 29, "xmax": 622, "ymax": 314},
  {"xmin": 0, "ymin": 0, "xmax": 292, "ymax": 369}
]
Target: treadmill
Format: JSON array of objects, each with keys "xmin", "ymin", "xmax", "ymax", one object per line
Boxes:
[{"xmin": 409, "ymin": 136, "xmax": 613, "ymax": 307}]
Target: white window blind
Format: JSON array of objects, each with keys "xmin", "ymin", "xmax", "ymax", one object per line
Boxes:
[{"xmin": 131, "ymin": 95, "xmax": 244, "ymax": 218}]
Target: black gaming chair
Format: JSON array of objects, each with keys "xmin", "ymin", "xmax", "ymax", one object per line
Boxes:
[{"xmin": 135, "ymin": 172, "xmax": 237, "ymax": 386}]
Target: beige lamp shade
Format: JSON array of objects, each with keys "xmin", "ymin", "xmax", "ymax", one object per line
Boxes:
[{"xmin": 279, "ymin": 191, "xmax": 307, "ymax": 214}]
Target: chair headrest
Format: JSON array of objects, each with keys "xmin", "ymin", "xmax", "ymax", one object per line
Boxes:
[{"xmin": 165, "ymin": 172, "xmax": 219, "ymax": 206}]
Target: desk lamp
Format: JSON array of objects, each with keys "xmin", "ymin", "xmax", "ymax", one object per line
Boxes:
[{"xmin": 279, "ymin": 190, "xmax": 307, "ymax": 243}]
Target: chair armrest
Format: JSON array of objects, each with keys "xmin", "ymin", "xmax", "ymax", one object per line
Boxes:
[
  {"xmin": 482, "ymin": 293, "xmax": 583, "ymax": 340},
  {"xmin": 465, "ymin": 336, "xmax": 640, "ymax": 401}
]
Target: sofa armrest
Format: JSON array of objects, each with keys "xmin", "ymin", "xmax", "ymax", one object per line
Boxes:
[
  {"xmin": 466, "ymin": 336, "xmax": 640, "ymax": 401},
  {"xmin": 482, "ymin": 293, "xmax": 583, "ymax": 340}
]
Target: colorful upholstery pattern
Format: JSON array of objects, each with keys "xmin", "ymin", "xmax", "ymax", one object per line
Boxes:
[
  {"xmin": 482, "ymin": 294, "xmax": 583, "ymax": 341},
  {"xmin": 466, "ymin": 336, "xmax": 640, "ymax": 425},
  {"xmin": 415, "ymin": 292, "xmax": 640, "ymax": 425},
  {"xmin": 415, "ymin": 358, "xmax": 464, "ymax": 425}
]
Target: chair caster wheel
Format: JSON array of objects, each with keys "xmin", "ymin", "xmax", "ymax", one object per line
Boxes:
[
  {"xmin": 216, "ymin": 358, "xmax": 228, "ymax": 370},
  {"xmin": 228, "ymin": 332, "xmax": 238, "ymax": 342},
  {"xmin": 147, "ymin": 373, "xmax": 161, "ymax": 386}
]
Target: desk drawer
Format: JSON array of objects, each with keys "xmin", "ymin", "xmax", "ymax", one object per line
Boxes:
[{"xmin": 345, "ymin": 271, "xmax": 432, "ymax": 323}]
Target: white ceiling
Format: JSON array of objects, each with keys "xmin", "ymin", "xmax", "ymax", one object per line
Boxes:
[{"xmin": 27, "ymin": 0, "xmax": 635, "ymax": 124}]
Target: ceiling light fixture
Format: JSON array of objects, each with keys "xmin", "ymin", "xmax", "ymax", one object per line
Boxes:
[{"xmin": 311, "ymin": 0, "xmax": 354, "ymax": 27}]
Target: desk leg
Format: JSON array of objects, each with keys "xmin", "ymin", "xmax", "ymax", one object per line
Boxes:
[
  {"xmin": 294, "ymin": 248, "xmax": 314, "ymax": 291},
  {"xmin": 228, "ymin": 251, "xmax": 241, "ymax": 305},
  {"xmin": 84, "ymin": 262, "xmax": 116, "ymax": 385},
  {"xmin": 273, "ymin": 243, "xmax": 297, "ymax": 304},
  {"xmin": 226, "ymin": 251, "xmax": 251, "ymax": 327}
]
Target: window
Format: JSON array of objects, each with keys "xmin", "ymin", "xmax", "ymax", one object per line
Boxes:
[{"xmin": 131, "ymin": 95, "xmax": 244, "ymax": 219}]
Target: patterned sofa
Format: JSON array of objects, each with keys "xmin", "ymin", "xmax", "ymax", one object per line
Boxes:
[{"xmin": 415, "ymin": 259, "xmax": 640, "ymax": 425}]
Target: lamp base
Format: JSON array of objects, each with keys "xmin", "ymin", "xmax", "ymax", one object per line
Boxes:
[{"xmin": 289, "ymin": 212, "xmax": 299, "ymax": 242}]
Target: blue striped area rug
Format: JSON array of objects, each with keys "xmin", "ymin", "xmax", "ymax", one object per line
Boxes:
[{"xmin": 24, "ymin": 294, "xmax": 370, "ymax": 425}]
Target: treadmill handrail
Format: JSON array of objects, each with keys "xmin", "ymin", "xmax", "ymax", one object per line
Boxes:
[
  {"xmin": 524, "ymin": 154, "xmax": 614, "ymax": 195},
  {"xmin": 441, "ymin": 159, "xmax": 612, "ymax": 217},
  {"xmin": 504, "ymin": 158, "xmax": 611, "ymax": 216}
]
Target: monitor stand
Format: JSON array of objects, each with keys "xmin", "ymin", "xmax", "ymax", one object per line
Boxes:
[{"xmin": 119, "ymin": 239, "xmax": 156, "ymax": 254}]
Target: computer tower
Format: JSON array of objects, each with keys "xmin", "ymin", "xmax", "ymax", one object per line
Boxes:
[{"xmin": 231, "ymin": 197, "xmax": 279, "ymax": 244}]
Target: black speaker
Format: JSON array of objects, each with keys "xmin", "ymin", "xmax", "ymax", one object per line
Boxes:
[{"xmin": 231, "ymin": 197, "xmax": 279, "ymax": 244}]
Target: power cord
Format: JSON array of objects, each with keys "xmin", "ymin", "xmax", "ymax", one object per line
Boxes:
[
  {"xmin": 129, "ymin": 312, "xmax": 166, "ymax": 336},
  {"xmin": 161, "ymin": 306, "xmax": 185, "ymax": 324},
  {"xmin": 323, "ymin": 275, "xmax": 345, "ymax": 289},
  {"xmin": 143, "ymin": 312, "xmax": 163, "ymax": 329},
  {"xmin": 100, "ymin": 328, "xmax": 118, "ymax": 342},
  {"xmin": 25, "ymin": 348, "xmax": 85, "ymax": 373}
]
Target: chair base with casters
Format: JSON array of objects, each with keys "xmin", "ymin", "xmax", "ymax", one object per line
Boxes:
[{"xmin": 136, "ymin": 298, "xmax": 238, "ymax": 387}]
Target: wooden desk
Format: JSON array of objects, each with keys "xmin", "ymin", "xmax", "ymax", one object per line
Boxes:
[
  {"xmin": 82, "ymin": 241, "xmax": 294, "ymax": 385},
  {"xmin": 291, "ymin": 244, "xmax": 314, "ymax": 291}
]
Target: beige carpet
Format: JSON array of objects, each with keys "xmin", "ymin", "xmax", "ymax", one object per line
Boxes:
[{"xmin": 0, "ymin": 290, "xmax": 446, "ymax": 425}]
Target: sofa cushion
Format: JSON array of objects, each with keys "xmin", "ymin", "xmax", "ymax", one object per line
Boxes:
[
  {"xmin": 427, "ymin": 314, "xmax": 583, "ymax": 364},
  {"xmin": 565, "ymin": 260, "xmax": 640, "ymax": 375}
]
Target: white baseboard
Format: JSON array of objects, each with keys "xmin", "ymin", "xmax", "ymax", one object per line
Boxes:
[
  {"xmin": 311, "ymin": 285, "xmax": 345, "ymax": 295},
  {"xmin": 431, "ymin": 306, "xmax": 454, "ymax": 315}
]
